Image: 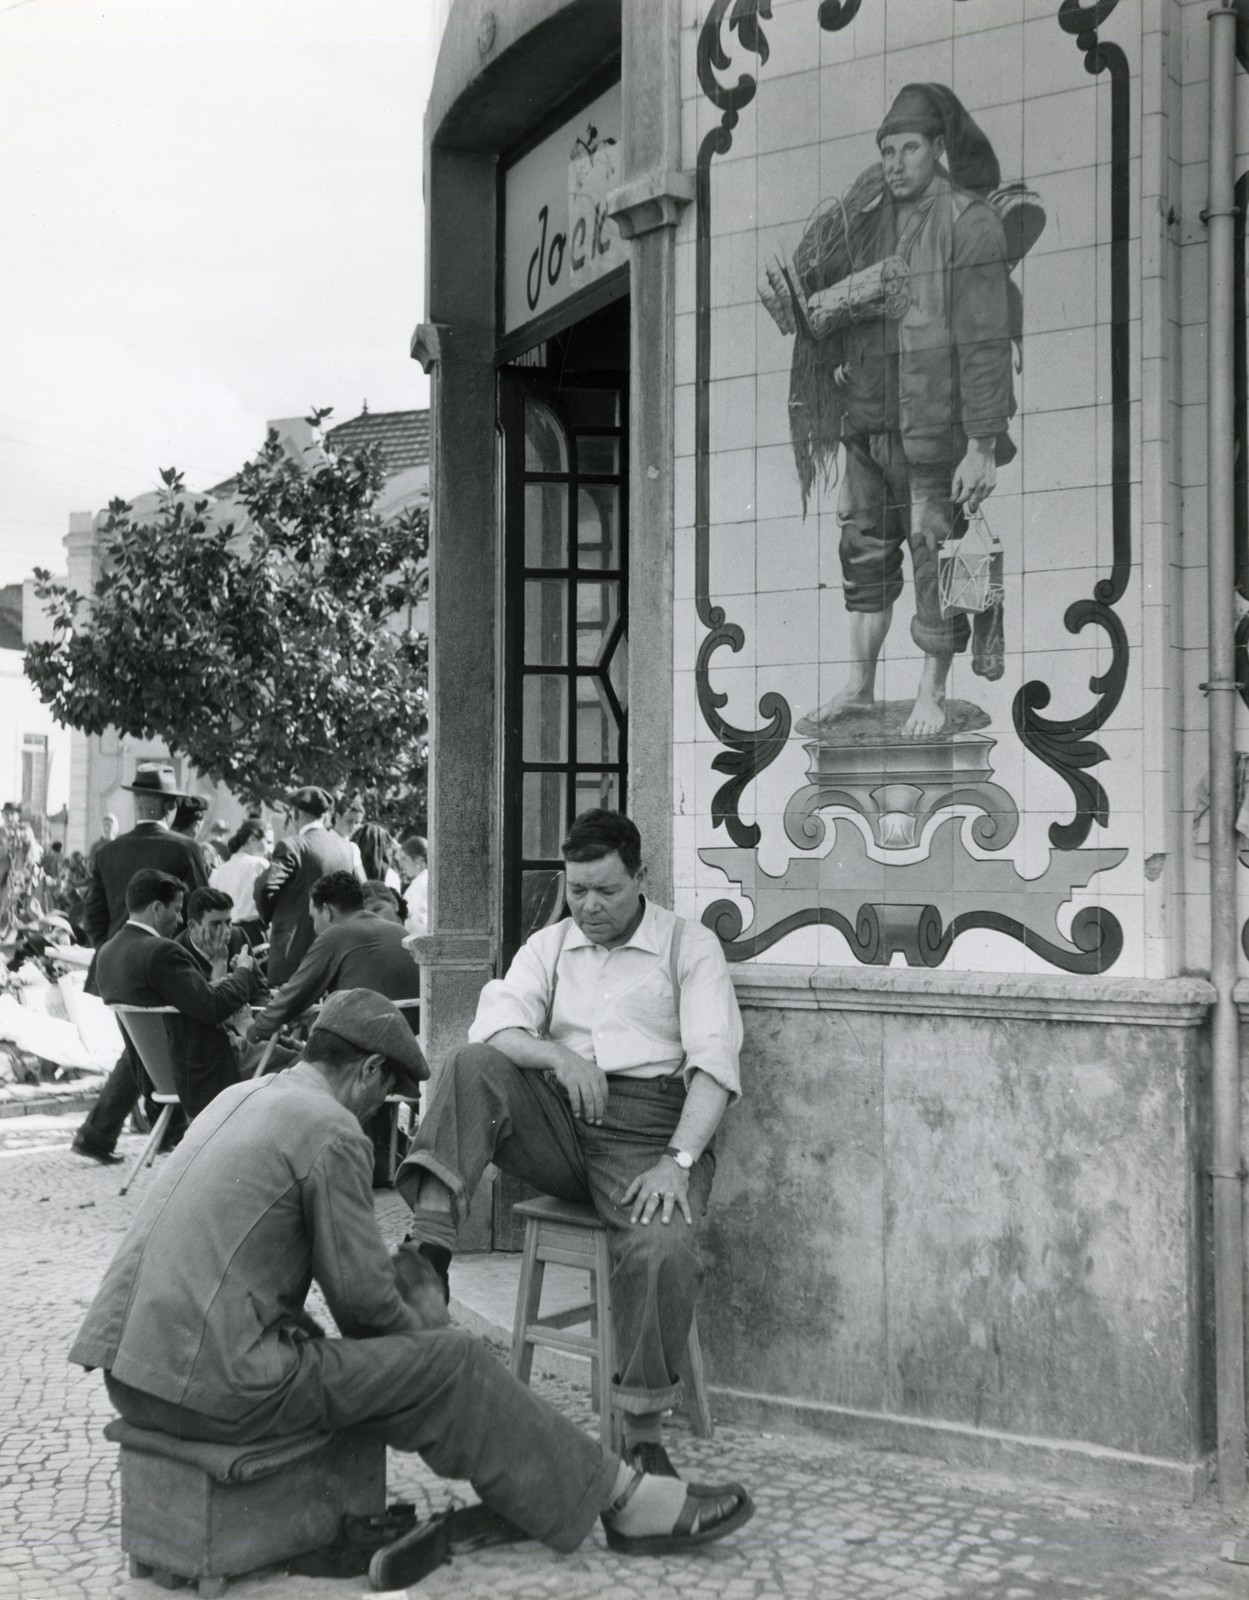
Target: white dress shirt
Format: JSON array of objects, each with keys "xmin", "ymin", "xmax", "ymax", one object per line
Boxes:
[
  {"xmin": 209, "ymin": 852, "xmax": 269, "ymax": 921},
  {"xmin": 470, "ymin": 900, "xmax": 742, "ymax": 1101}
]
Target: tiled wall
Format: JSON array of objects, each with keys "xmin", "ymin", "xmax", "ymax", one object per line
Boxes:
[{"xmin": 671, "ymin": 0, "xmax": 1195, "ymax": 980}]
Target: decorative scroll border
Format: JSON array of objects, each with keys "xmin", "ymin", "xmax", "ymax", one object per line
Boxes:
[
  {"xmin": 704, "ymin": 898, "xmax": 1123, "ymax": 972},
  {"xmin": 1011, "ymin": 0, "xmax": 1131, "ymax": 850},
  {"xmin": 693, "ymin": 0, "xmax": 1129, "ymax": 972},
  {"xmin": 693, "ymin": 0, "xmax": 788, "ymax": 851}
]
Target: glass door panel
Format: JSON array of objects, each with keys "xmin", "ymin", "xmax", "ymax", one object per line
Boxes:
[{"xmin": 501, "ymin": 371, "xmax": 628, "ymax": 963}]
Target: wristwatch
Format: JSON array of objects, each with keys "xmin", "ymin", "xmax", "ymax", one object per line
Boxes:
[{"xmin": 664, "ymin": 1145, "xmax": 695, "ymax": 1171}]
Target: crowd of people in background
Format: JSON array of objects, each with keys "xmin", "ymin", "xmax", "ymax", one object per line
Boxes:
[{"xmin": 0, "ymin": 786, "xmax": 428, "ymax": 948}]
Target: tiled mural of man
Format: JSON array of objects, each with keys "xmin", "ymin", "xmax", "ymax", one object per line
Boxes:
[{"xmin": 763, "ymin": 84, "xmax": 1020, "ymax": 740}]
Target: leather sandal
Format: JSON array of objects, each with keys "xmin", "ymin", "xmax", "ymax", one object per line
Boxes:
[{"xmin": 601, "ymin": 1469, "xmax": 755, "ymax": 1555}]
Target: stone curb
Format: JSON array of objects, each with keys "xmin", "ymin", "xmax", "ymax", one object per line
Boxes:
[{"xmin": 0, "ymin": 1086, "xmax": 98, "ymax": 1120}]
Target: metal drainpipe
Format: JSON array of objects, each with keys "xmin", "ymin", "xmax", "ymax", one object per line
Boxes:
[{"xmin": 1206, "ymin": 0, "xmax": 1247, "ymax": 1507}]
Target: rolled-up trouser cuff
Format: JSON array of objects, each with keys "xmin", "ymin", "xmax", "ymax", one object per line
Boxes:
[
  {"xmin": 911, "ymin": 610, "xmax": 970, "ymax": 657},
  {"xmin": 395, "ymin": 1151, "xmax": 468, "ymax": 1223},
  {"xmin": 612, "ymin": 1378, "xmax": 685, "ymax": 1417}
]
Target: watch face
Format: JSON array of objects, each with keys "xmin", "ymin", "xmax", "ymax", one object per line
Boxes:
[{"xmin": 676, "ymin": 1150, "xmax": 694, "ymax": 1170}]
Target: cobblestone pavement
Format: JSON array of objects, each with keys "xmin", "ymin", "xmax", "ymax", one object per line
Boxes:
[{"xmin": 2, "ymin": 1113, "xmax": 1247, "ymax": 1600}]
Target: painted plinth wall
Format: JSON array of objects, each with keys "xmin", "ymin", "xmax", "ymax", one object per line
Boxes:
[{"xmin": 668, "ymin": 0, "xmax": 1230, "ymax": 1485}]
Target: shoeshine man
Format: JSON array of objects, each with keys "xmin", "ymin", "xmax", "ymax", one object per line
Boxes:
[
  {"xmin": 783, "ymin": 84, "xmax": 1015, "ymax": 739},
  {"xmin": 398, "ymin": 809, "xmax": 743, "ymax": 1481}
]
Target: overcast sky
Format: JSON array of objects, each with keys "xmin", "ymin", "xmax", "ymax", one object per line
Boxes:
[{"xmin": 0, "ymin": 0, "xmax": 437, "ymax": 585}]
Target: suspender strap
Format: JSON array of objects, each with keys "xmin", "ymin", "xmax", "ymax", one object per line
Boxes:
[
  {"xmin": 542, "ymin": 919, "xmax": 574, "ymax": 1038},
  {"xmin": 668, "ymin": 915, "xmax": 686, "ymax": 1078},
  {"xmin": 542, "ymin": 914, "xmax": 686, "ymax": 1051}
]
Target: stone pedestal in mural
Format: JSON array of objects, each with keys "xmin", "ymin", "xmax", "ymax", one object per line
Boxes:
[
  {"xmin": 703, "ymin": 700, "xmax": 1126, "ymax": 971},
  {"xmin": 786, "ymin": 699, "xmax": 1018, "ymax": 855}
]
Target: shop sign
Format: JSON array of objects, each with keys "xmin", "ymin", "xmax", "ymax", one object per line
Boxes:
[{"xmin": 503, "ymin": 82, "xmax": 622, "ymax": 335}]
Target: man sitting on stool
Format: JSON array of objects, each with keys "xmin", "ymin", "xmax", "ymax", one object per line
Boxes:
[
  {"xmin": 70, "ymin": 990, "xmax": 753, "ymax": 1576},
  {"xmin": 396, "ymin": 809, "xmax": 743, "ymax": 1481}
]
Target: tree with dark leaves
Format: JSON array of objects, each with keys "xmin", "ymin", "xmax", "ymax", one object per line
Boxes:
[{"xmin": 26, "ymin": 414, "xmax": 428, "ymax": 829}]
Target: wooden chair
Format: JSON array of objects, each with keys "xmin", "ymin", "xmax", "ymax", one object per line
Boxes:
[
  {"xmin": 109, "ymin": 1004, "xmax": 183, "ymax": 1197},
  {"xmin": 509, "ymin": 1196, "xmax": 713, "ymax": 1448}
]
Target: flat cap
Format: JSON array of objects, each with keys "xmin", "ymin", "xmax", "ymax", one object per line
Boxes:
[
  {"xmin": 289, "ymin": 785, "xmax": 334, "ymax": 817},
  {"xmin": 309, "ymin": 988, "xmax": 428, "ymax": 1094}
]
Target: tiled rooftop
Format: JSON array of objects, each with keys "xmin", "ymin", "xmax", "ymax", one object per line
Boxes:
[{"xmin": 326, "ymin": 408, "xmax": 429, "ymax": 474}]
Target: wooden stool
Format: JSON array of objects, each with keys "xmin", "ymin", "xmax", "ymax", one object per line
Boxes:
[
  {"xmin": 508, "ymin": 1195, "xmax": 713, "ymax": 1449},
  {"xmin": 105, "ymin": 1420, "xmax": 385, "ymax": 1595}
]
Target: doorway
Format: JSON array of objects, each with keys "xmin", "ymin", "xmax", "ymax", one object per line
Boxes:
[{"xmin": 497, "ymin": 298, "xmax": 630, "ymax": 974}]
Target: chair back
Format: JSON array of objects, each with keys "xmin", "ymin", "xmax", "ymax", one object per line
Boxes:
[
  {"xmin": 109, "ymin": 1005, "xmax": 181, "ymax": 1099},
  {"xmin": 393, "ymin": 996, "xmax": 420, "ymax": 1038}
]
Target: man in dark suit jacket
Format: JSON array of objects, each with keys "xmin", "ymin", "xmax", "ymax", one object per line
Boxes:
[
  {"xmin": 73, "ymin": 765, "xmax": 211, "ymax": 1165},
  {"xmin": 247, "ymin": 872, "xmax": 420, "ymax": 1042},
  {"xmin": 82, "ymin": 767, "xmax": 209, "ymax": 957},
  {"xmin": 96, "ymin": 870, "xmax": 260, "ymax": 1120},
  {"xmin": 256, "ymin": 787, "xmax": 360, "ymax": 985}
]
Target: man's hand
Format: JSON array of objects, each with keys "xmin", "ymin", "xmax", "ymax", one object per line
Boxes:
[
  {"xmin": 759, "ymin": 257, "xmax": 797, "ymax": 335},
  {"xmin": 244, "ymin": 1016, "xmax": 271, "ymax": 1046},
  {"xmin": 620, "ymin": 1156, "xmax": 691, "ymax": 1227},
  {"xmin": 548, "ymin": 1045, "xmax": 608, "ymax": 1125},
  {"xmin": 952, "ymin": 437, "xmax": 997, "ymax": 514},
  {"xmin": 233, "ymin": 946, "xmax": 255, "ymax": 975}
]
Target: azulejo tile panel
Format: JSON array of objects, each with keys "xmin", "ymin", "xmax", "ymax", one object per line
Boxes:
[{"xmin": 680, "ymin": 0, "xmax": 1146, "ymax": 975}]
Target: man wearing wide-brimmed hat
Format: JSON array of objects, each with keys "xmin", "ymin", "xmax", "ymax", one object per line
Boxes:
[
  {"xmin": 70, "ymin": 988, "xmax": 752, "ymax": 1581},
  {"xmin": 256, "ymin": 785, "xmax": 361, "ymax": 985},
  {"xmin": 72, "ymin": 763, "xmax": 211, "ymax": 1166}
]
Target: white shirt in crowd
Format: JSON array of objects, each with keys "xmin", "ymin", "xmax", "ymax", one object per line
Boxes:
[
  {"xmin": 209, "ymin": 852, "xmax": 269, "ymax": 922},
  {"xmin": 469, "ymin": 898, "xmax": 742, "ymax": 1101},
  {"xmin": 405, "ymin": 868, "xmax": 428, "ymax": 938}
]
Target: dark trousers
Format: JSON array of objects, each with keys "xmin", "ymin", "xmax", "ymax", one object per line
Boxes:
[
  {"xmin": 105, "ymin": 1323, "xmax": 619, "ymax": 1553},
  {"xmin": 74, "ymin": 1050, "xmax": 142, "ymax": 1157},
  {"xmin": 76, "ymin": 1048, "xmax": 186, "ymax": 1156},
  {"xmin": 398, "ymin": 1043, "xmax": 713, "ymax": 1417}
]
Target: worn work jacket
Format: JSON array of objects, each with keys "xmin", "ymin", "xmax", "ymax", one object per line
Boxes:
[{"xmin": 68, "ymin": 1066, "xmax": 414, "ymax": 1421}]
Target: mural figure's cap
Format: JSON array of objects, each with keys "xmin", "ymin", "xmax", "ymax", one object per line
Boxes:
[
  {"xmin": 877, "ymin": 84, "xmax": 946, "ymax": 145},
  {"xmin": 876, "ymin": 83, "xmax": 1001, "ymax": 197}
]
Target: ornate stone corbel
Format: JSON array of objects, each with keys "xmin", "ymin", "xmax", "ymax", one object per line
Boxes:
[
  {"xmin": 608, "ymin": 169, "xmax": 695, "ymax": 239},
  {"xmin": 409, "ymin": 322, "xmax": 495, "ymax": 372}
]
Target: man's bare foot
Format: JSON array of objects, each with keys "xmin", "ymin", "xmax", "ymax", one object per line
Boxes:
[
  {"xmin": 801, "ymin": 683, "xmax": 875, "ymax": 730},
  {"xmin": 902, "ymin": 692, "xmax": 948, "ymax": 738}
]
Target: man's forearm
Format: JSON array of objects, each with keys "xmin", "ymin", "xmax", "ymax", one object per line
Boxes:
[
  {"xmin": 669, "ymin": 1070, "xmax": 730, "ymax": 1160},
  {"xmin": 484, "ymin": 1027, "xmax": 570, "ymax": 1071}
]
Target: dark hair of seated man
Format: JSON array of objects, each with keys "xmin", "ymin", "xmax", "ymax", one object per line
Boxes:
[
  {"xmin": 561, "ymin": 809, "xmax": 642, "ymax": 875},
  {"xmin": 186, "ymin": 886, "xmax": 233, "ymax": 923},
  {"xmin": 125, "ymin": 868, "xmax": 185, "ymax": 914},
  {"xmin": 310, "ymin": 870, "xmax": 366, "ymax": 915}
]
